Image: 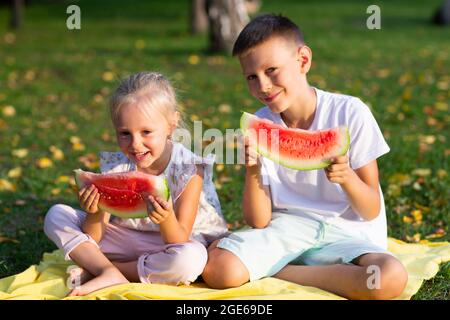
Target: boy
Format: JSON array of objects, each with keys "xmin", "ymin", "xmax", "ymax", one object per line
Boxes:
[{"xmin": 202, "ymin": 14, "xmax": 408, "ymax": 300}]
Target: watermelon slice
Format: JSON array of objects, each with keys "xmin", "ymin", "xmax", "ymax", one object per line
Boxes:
[
  {"xmin": 74, "ymin": 169, "xmax": 170, "ymax": 219},
  {"xmin": 240, "ymin": 112, "xmax": 350, "ymax": 170}
]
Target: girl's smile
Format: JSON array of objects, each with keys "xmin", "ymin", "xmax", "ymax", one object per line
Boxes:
[{"xmin": 131, "ymin": 151, "xmax": 151, "ymax": 162}]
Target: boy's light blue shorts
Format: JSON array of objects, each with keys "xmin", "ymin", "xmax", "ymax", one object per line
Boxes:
[{"xmin": 217, "ymin": 212, "xmax": 391, "ymax": 281}]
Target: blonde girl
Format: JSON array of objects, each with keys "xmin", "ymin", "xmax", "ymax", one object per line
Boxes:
[{"xmin": 44, "ymin": 72, "xmax": 228, "ymax": 296}]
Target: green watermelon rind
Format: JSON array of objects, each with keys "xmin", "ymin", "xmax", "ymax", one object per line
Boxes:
[
  {"xmin": 73, "ymin": 169, "xmax": 170, "ymax": 219},
  {"xmin": 240, "ymin": 112, "xmax": 350, "ymax": 171}
]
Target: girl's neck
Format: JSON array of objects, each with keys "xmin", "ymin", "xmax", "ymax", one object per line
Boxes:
[
  {"xmin": 281, "ymin": 86, "xmax": 317, "ymax": 130},
  {"xmin": 138, "ymin": 140, "xmax": 173, "ymax": 176}
]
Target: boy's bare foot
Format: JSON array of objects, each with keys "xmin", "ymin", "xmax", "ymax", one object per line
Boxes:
[{"xmin": 67, "ymin": 266, "xmax": 129, "ymax": 296}]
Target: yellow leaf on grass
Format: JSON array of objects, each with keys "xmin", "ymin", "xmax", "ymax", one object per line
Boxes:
[
  {"xmin": 411, "ymin": 209, "xmax": 423, "ymax": 220},
  {"xmin": 188, "ymin": 54, "xmax": 200, "ymax": 65},
  {"xmin": 0, "ymin": 235, "xmax": 19, "ymax": 244},
  {"xmin": 36, "ymin": 157, "xmax": 53, "ymax": 168},
  {"xmin": 402, "ymin": 216, "xmax": 413, "ymax": 224},
  {"xmin": 218, "ymin": 104, "xmax": 231, "ymax": 114},
  {"xmin": 2, "ymin": 105, "xmax": 15, "ymax": 117},
  {"xmin": 12, "ymin": 148, "xmax": 28, "ymax": 158},
  {"xmin": 102, "ymin": 71, "xmax": 115, "ymax": 82},
  {"xmin": 388, "ymin": 173, "xmax": 412, "ymax": 186},
  {"xmin": 406, "ymin": 233, "xmax": 421, "ymax": 243},
  {"xmin": 425, "ymin": 228, "xmax": 446, "ymax": 239},
  {"xmin": 56, "ymin": 175, "xmax": 71, "ymax": 183},
  {"xmin": 7, "ymin": 167, "xmax": 22, "ymax": 178},
  {"xmin": 49, "ymin": 145, "xmax": 64, "ymax": 160},
  {"xmin": 411, "ymin": 168, "xmax": 431, "ymax": 177},
  {"xmin": 437, "ymin": 169, "xmax": 447, "ymax": 178},
  {"xmin": 0, "ymin": 179, "xmax": 16, "ymax": 192},
  {"xmin": 135, "ymin": 39, "xmax": 146, "ymax": 50}
]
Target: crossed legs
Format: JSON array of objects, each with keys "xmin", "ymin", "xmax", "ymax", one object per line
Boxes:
[{"xmin": 202, "ymin": 240, "xmax": 408, "ymax": 300}]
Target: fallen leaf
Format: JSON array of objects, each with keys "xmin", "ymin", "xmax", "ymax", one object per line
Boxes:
[
  {"xmin": 2, "ymin": 105, "xmax": 15, "ymax": 117},
  {"xmin": 7, "ymin": 167, "xmax": 22, "ymax": 178},
  {"xmin": 188, "ymin": 54, "xmax": 200, "ymax": 65},
  {"xmin": 0, "ymin": 179, "xmax": 16, "ymax": 192},
  {"xmin": 0, "ymin": 235, "xmax": 19, "ymax": 244},
  {"xmin": 49, "ymin": 145, "xmax": 64, "ymax": 160},
  {"xmin": 36, "ymin": 157, "xmax": 53, "ymax": 168},
  {"xmin": 12, "ymin": 148, "xmax": 28, "ymax": 158},
  {"xmin": 102, "ymin": 71, "xmax": 115, "ymax": 82}
]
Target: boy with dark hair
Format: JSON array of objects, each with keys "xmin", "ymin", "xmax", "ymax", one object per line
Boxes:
[{"xmin": 202, "ymin": 14, "xmax": 408, "ymax": 300}]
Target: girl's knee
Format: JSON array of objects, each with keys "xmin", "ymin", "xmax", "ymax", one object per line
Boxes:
[
  {"xmin": 44, "ymin": 204, "xmax": 70, "ymax": 233},
  {"xmin": 44, "ymin": 204, "xmax": 84, "ymax": 237},
  {"xmin": 140, "ymin": 241, "xmax": 207, "ymax": 285},
  {"xmin": 171, "ymin": 242, "xmax": 208, "ymax": 281}
]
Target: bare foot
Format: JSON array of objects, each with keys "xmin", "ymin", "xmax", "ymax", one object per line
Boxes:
[
  {"xmin": 67, "ymin": 266, "xmax": 94, "ymax": 289},
  {"xmin": 67, "ymin": 266, "xmax": 129, "ymax": 296}
]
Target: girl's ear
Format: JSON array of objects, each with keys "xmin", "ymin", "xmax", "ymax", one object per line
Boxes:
[{"xmin": 169, "ymin": 111, "xmax": 180, "ymax": 134}]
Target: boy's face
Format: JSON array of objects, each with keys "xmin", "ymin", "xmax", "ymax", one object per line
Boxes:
[{"xmin": 238, "ymin": 36, "xmax": 310, "ymax": 113}]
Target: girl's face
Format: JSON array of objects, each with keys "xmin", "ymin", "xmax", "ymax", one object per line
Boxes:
[{"xmin": 114, "ymin": 103, "xmax": 173, "ymax": 174}]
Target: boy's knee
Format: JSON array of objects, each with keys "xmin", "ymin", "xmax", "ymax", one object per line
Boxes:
[
  {"xmin": 366, "ymin": 255, "xmax": 408, "ymax": 300},
  {"xmin": 202, "ymin": 248, "xmax": 249, "ymax": 289}
]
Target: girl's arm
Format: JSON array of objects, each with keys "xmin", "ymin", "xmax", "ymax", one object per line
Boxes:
[
  {"xmin": 146, "ymin": 165, "xmax": 204, "ymax": 244},
  {"xmin": 325, "ymin": 156, "xmax": 381, "ymax": 221},
  {"xmin": 242, "ymin": 162, "xmax": 272, "ymax": 228},
  {"xmin": 82, "ymin": 210, "xmax": 111, "ymax": 243}
]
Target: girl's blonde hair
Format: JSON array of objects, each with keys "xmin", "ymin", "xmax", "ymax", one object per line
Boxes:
[{"xmin": 110, "ymin": 71, "xmax": 184, "ymax": 129}]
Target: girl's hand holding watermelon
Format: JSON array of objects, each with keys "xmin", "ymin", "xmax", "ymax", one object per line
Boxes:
[
  {"xmin": 145, "ymin": 195, "xmax": 175, "ymax": 224},
  {"xmin": 78, "ymin": 184, "xmax": 102, "ymax": 215},
  {"xmin": 324, "ymin": 155, "xmax": 354, "ymax": 186}
]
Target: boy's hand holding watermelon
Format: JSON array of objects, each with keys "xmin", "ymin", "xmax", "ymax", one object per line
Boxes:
[
  {"xmin": 242, "ymin": 135, "xmax": 260, "ymax": 168},
  {"xmin": 324, "ymin": 155, "xmax": 354, "ymax": 186}
]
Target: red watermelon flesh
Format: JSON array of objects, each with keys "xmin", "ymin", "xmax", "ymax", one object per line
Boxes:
[
  {"xmin": 240, "ymin": 112, "xmax": 350, "ymax": 170},
  {"xmin": 74, "ymin": 169, "xmax": 170, "ymax": 218}
]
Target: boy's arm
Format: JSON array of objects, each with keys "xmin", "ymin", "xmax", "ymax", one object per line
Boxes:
[
  {"xmin": 242, "ymin": 162, "xmax": 272, "ymax": 228},
  {"xmin": 326, "ymin": 156, "xmax": 380, "ymax": 221}
]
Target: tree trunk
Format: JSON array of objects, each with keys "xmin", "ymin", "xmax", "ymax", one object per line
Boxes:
[
  {"xmin": 190, "ymin": 0, "xmax": 209, "ymax": 34},
  {"xmin": 10, "ymin": 0, "xmax": 24, "ymax": 29},
  {"xmin": 207, "ymin": 0, "xmax": 250, "ymax": 54},
  {"xmin": 432, "ymin": 0, "xmax": 450, "ymax": 25}
]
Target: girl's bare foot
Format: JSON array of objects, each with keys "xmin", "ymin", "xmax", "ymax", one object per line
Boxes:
[
  {"xmin": 67, "ymin": 266, "xmax": 129, "ymax": 296},
  {"xmin": 67, "ymin": 266, "xmax": 94, "ymax": 289}
]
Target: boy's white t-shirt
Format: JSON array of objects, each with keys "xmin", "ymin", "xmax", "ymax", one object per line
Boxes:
[{"xmin": 256, "ymin": 88, "xmax": 390, "ymax": 249}]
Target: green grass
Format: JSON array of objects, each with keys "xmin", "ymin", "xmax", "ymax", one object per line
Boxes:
[{"xmin": 0, "ymin": 0, "xmax": 448, "ymax": 299}]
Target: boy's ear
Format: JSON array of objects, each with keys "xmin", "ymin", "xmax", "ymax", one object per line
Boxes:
[{"xmin": 297, "ymin": 45, "xmax": 312, "ymax": 73}]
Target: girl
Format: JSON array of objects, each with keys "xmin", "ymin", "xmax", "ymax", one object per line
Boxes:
[{"xmin": 44, "ymin": 71, "xmax": 228, "ymax": 296}]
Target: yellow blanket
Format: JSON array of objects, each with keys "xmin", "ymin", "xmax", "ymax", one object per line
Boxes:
[{"xmin": 1, "ymin": 238, "xmax": 449, "ymax": 300}]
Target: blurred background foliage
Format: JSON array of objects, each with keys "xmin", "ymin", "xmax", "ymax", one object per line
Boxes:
[{"xmin": 0, "ymin": 0, "xmax": 449, "ymax": 299}]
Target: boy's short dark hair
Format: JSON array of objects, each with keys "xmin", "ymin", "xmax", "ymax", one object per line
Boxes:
[{"xmin": 232, "ymin": 14, "xmax": 304, "ymax": 56}]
